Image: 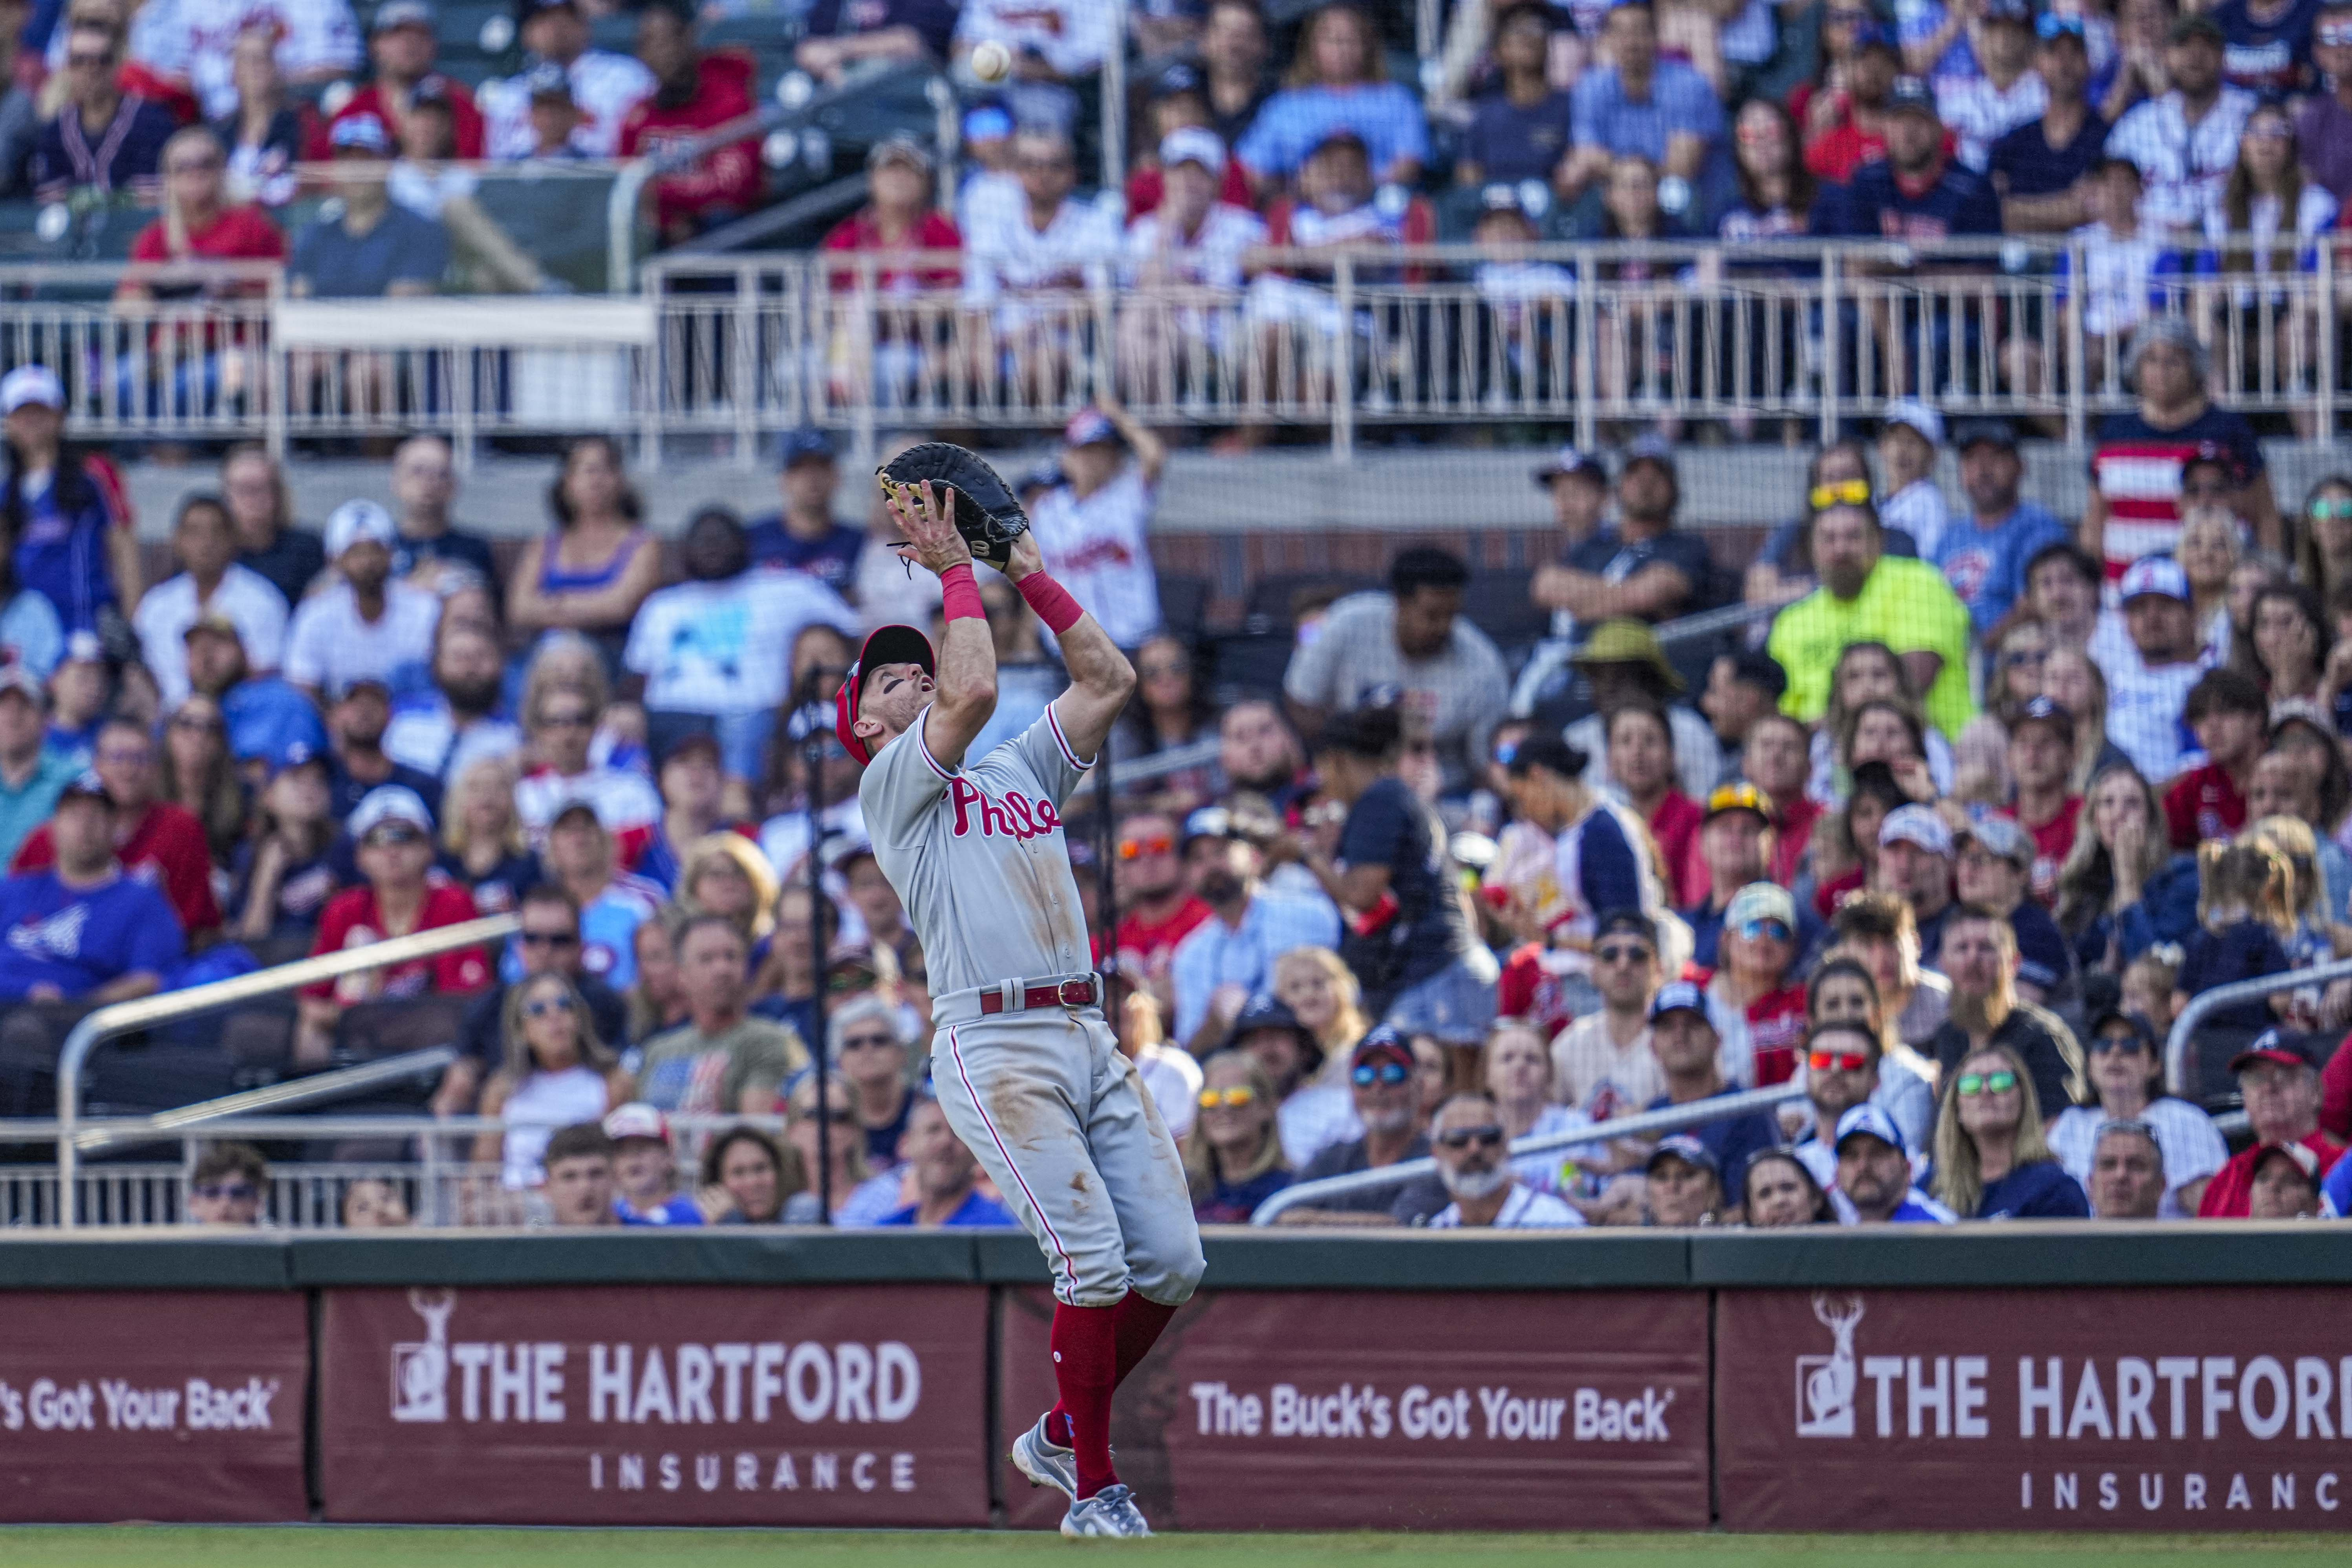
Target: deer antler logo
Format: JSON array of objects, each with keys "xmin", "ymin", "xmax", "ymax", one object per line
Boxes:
[
  {"xmin": 390, "ymin": 1287, "xmax": 457, "ymax": 1423},
  {"xmin": 1795, "ymin": 1293, "xmax": 1864, "ymax": 1437}
]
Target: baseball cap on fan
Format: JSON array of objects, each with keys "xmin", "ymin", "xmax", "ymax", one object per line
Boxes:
[
  {"xmin": 2118, "ymin": 553, "xmax": 2191, "ymax": 605},
  {"xmin": 0, "ymin": 364, "xmax": 64, "ymax": 415},
  {"xmin": 1159, "ymin": 126, "xmax": 1225, "ymax": 173},
  {"xmin": 834, "ymin": 624, "xmax": 938, "ymax": 766},
  {"xmin": 326, "ymin": 497, "xmax": 396, "ymax": 558},
  {"xmin": 602, "ymin": 1103, "xmax": 672, "ymax": 1146}
]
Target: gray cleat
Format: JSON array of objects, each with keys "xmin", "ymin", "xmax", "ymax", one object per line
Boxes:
[
  {"xmin": 1062, "ymin": 1482, "xmax": 1153, "ymax": 1538},
  {"xmin": 1009, "ymin": 1414, "xmax": 1078, "ymax": 1503}
]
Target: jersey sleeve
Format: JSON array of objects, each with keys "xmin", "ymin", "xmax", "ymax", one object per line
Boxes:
[
  {"xmin": 983, "ymin": 703, "xmax": 1095, "ymax": 812},
  {"xmin": 858, "ymin": 707, "xmax": 955, "ymax": 852}
]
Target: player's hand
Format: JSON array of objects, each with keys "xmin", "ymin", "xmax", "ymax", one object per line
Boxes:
[
  {"xmin": 885, "ymin": 479, "xmax": 975, "ymax": 577},
  {"xmin": 1003, "ymin": 527, "xmax": 1044, "ymax": 582}
]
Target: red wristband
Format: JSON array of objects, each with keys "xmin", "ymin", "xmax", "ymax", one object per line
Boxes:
[
  {"xmin": 1016, "ymin": 570, "xmax": 1085, "ymax": 636},
  {"xmin": 940, "ymin": 562, "xmax": 985, "ymax": 622}
]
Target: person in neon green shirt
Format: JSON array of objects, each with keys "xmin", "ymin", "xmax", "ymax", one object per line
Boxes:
[{"xmin": 1768, "ymin": 501, "xmax": 1976, "ymax": 739}]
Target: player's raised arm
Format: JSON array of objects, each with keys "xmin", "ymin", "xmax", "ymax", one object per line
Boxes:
[
  {"xmin": 890, "ymin": 479, "xmax": 999, "ymax": 771},
  {"xmin": 1011, "ymin": 529, "xmax": 1135, "ymax": 764}
]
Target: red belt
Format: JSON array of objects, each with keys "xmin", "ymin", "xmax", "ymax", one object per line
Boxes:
[{"xmin": 978, "ymin": 976, "xmax": 1100, "ymax": 1015}]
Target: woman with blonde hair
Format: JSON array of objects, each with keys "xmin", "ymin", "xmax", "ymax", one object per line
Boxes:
[
  {"xmin": 2039, "ymin": 646, "xmax": 2129, "ymax": 794},
  {"xmin": 1250, "ymin": 2, "xmax": 1426, "ymax": 190},
  {"xmin": 437, "ymin": 752, "xmax": 539, "ymax": 915},
  {"xmin": 780, "ymin": 1071, "xmax": 904, "ymax": 1225},
  {"xmin": 2053, "ymin": 761, "xmax": 2197, "ymax": 973},
  {"xmin": 677, "ymin": 832, "xmax": 778, "ymax": 944},
  {"xmin": 1483, "ymin": 1019, "xmax": 1593, "ymax": 1193},
  {"xmin": 474, "ymin": 971, "xmax": 632, "ymax": 1190},
  {"xmin": 1930, "ymin": 1041, "xmax": 2088, "ymax": 1219},
  {"xmin": 1183, "ymin": 1051, "xmax": 1292, "ymax": 1222},
  {"xmin": 1272, "ymin": 946, "xmax": 1369, "ymax": 1087}
]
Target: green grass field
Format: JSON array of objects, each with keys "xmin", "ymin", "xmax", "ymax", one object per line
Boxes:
[{"xmin": 1, "ymin": 1530, "xmax": 2347, "ymax": 1567}]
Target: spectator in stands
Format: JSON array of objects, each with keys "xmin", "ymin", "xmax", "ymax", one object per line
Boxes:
[
  {"xmin": 430, "ymin": 754, "xmax": 536, "ymax": 920},
  {"xmin": 1642, "ymin": 980, "xmax": 1781, "ymax": 1188},
  {"xmin": 1934, "ymin": 1043, "xmax": 2093, "ymax": 1217},
  {"xmin": 2101, "ymin": 555, "xmax": 2213, "ymax": 785},
  {"xmin": 1803, "ymin": 29, "xmax": 1907, "ymax": 183},
  {"xmin": 619, "ymin": 0, "xmax": 759, "ymax": 246},
  {"xmin": 185, "ymin": 613, "xmax": 321, "ymax": 775},
  {"xmin": 324, "ymin": 674, "xmax": 445, "ymax": 842},
  {"xmin": 1281, "ymin": 1031, "xmax": 1431, "ymax": 1220},
  {"xmin": 1501, "ymin": 732, "xmax": 1676, "ymax": 967},
  {"xmin": 1170, "ymin": 802, "xmax": 1340, "ymax": 1049},
  {"xmin": 121, "ymin": 125, "xmax": 287, "ymax": 313},
  {"xmin": 2250, "ymin": 1141, "xmax": 2325, "ymax": 1218},
  {"xmin": 1639, "ymin": 1136, "xmax": 1722, "ymax": 1228},
  {"xmin": 1928, "ymin": 904, "xmax": 2086, "ymax": 1116},
  {"xmin": 2002, "ymin": 697, "xmax": 2084, "ymax": 903},
  {"xmin": 0, "ymin": 670, "xmax": 73, "ymax": 866},
  {"xmin": 384, "ymin": 436, "xmax": 494, "ymax": 591},
  {"xmin": 1699, "ymin": 654, "xmax": 1787, "ymax": 785},
  {"xmin": 1200, "ymin": 0, "xmax": 1274, "ymax": 147},
  {"xmin": 500, "ymin": 61, "xmax": 589, "ymax": 161},
  {"xmin": 228, "ymin": 741, "xmax": 339, "ymax": 942},
  {"xmin": 31, "ymin": 20, "xmax": 174, "ymax": 205},
  {"xmin": 1833, "ymin": 1103, "xmax": 1956, "ymax": 1223},
  {"xmin": 1937, "ymin": 423, "xmax": 2070, "ymax": 637},
  {"xmin": 1991, "ymin": 16, "xmax": 2105, "ymax": 232},
  {"xmin": 296, "ymin": 785, "xmax": 487, "ymax": 1064},
  {"xmin": 2085, "ymin": 328, "xmax": 2279, "ymax": 585},
  {"xmin": 700, "ymin": 1125, "xmax": 800, "ymax": 1224},
  {"xmin": 2046, "ymin": 1006, "xmax": 2224, "ymax": 1215},
  {"xmin": 1535, "ymin": 446, "xmax": 1710, "ymax": 631},
  {"xmin": 1184, "ymin": 1051, "xmax": 1292, "ymax": 1223},
  {"xmin": 0, "ymin": 0, "xmax": 35, "ymax": 199},
  {"xmin": 1550, "ymin": 908, "xmax": 1666, "ymax": 1121},
  {"xmin": 1013, "ymin": 408, "xmax": 1161, "ymax": 658},
  {"xmin": 3, "ymin": 366, "xmax": 137, "ymax": 642},
  {"xmin": 794, "ymin": 0, "xmax": 953, "ymax": 82},
  {"xmin": 2055, "ymin": 760, "xmax": 2199, "ymax": 972},
  {"xmin": 283, "ymin": 501, "xmax": 439, "ymax": 703},
  {"xmin": 1769, "ymin": 501, "xmax": 1976, "ymax": 743},
  {"xmin": 1428, "ymin": 1090, "xmax": 1583, "ymax": 1229},
  {"xmin": 678, "ymin": 832, "xmax": 778, "ymax": 955},
  {"xmin": 624, "ymin": 507, "xmax": 858, "ymax": 787},
  {"xmin": 875, "ymin": 1097, "xmax": 1016, "ymax": 1227},
  {"xmin": 218, "ymin": 445, "xmax": 321, "ymax": 608},
  {"xmin": 507, "ymin": 437, "xmax": 661, "ymax": 662},
  {"xmin": 2247, "ymin": 584, "xmax": 2330, "ymax": 710},
  {"xmin": 1554, "ymin": 625, "xmax": 1721, "ymax": 809},
  {"xmin": 14, "ymin": 715, "xmax": 218, "ymax": 940},
  {"xmin": 437, "ymin": 882, "xmax": 624, "ymax": 1116},
  {"xmin": 1702, "ymin": 882, "xmax": 1810, "ymax": 1087},
  {"xmin": 1936, "ymin": 0, "xmax": 2046, "ymax": 171},
  {"xmin": 1109, "ymin": 637, "xmax": 1220, "ymax": 808},
  {"xmin": 185, "ymin": 1143, "xmax": 267, "ymax": 1226},
  {"xmin": 212, "ymin": 26, "xmax": 315, "ymax": 208},
  {"xmin": 624, "ymin": 733, "xmax": 723, "ymax": 896},
  {"xmin": 2165, "ymin": 668, "xmax": 2265, "ymax": 847},
  {"xmin": 290, "ymin": 115, "xmax": 451, "ymax": 300},
  {"xmin": 2198, "ymin": 1031, "xmax": 2345, "ymax": 1215},
  {"xmin": 780, "ymin": 1074, "xmax": 904, "ymax": 1225},
  {"xmin": 1953, "ymin": 817, "xmax": 2076, "ymax": 1012},
  {"xmin": 1684, "ymin": 786, "xmax": 1813, "ymax": 969},
  {"xmin": 160, "ymin": 693, "xmax": 242, "ymax": 865},
  {"xmin": 1746, "ymin": 714, "xmax": 1819, "ymax": 886},
  {"xmin": 1112, "ymin": 809, "xmax": 1207, "ymax": 1017},
  {"xmin": 1818, "ymin": 75, "xmax": 1999, "ymax": 248},
  {"xmin": 1717, "ymin": 97, "xmax": 1818, "ymax": 259},
  {"xmin": 1531, "ymin": 448, "xmax": 1611, "ymax": 595},
  {"xmin": 1455, "ymin": 3, "xmax": 1574, "ymax": 191},
  {"xmin": 1216, "ymin": 700, "xmax": 1307, "ymax": 818},
  {"xmin": 1790, "ymin": 1013, "xmax": 1895, "ymax": 1196},
  {"xmin": 483, "ymin": 0, "xmax": 650, "ymax": 160},
  {"xmin": 539, "ymin": 800, "xmax": 660, "ymax": 988},
  {"xmin": 1609, "ymin": 702, "xmax": 1704, "ymax": 906},
  {"xmin": 134, "ymin": 493, "xmax": 287, "ymax": 711},
  {"xmin": 1221, "ymin": 995, "xmax": 1350, "ymax": 1169},
  {"xmin": 2085, "ymin": 1117, "xmax": 2166, "ymax": 1218},
  {"xmin": 540, "ymin": 1121, "xmax": 617, "ymax": 1226},
  {"xmin": 332, "ymin": 0, "xmax": 483, "ymax": 159},
  {"xmin": 1831, "ymin": 892, "xmax": 1951, "ymax": 1052},
  {"xmin": 2174, "ymin": 838, "xmax": 2293, "ymax": 1024},
  {"xmin": 603, "ymin": 1102, "xmax": 701, "ymax": 1226},
  {"xmin": 1742, "ymin": 1148, "xmax": 1834, "ymax": 1226},
  {"xmin": 1235, "ymin": 1, "xmax": 1426, "ymax": 194},
  {"xmin": 476, "ymin": 970, "xmax": 633, "ymax": 1191},
  {"xmin": 1282, "ymin": 547, "xmax": 1507, "ymax": 799},
  {"xmin": 743, "ymin": 429, "xmax": 862, "ymax": 596},
  {"xmin": 636, "ymin": 911, "xmax": 808, "ymax": 1115},
  {"xmin": 825, "ymin": 994, "xmax": 910, "ymax": 1172},
  {"xmin": 1272, "ymin": 947, "xmax": 1368, "ymax": 1076},
  {"xmin": 383, "ymin": 618, "xmax": 520, "ymax": 792},
  {"xmin": 1562, "ymin": 0, "xmax": 1721, "ymax": 210},
  {"xmin": 0, "ymin": 769, "xmax": 181, "ymax": 1002},
  {"xmin": 344, "ymin": 1175, "xmax": 414, "ymax": 1223},
  {"xmin": 2104, "ymin": 15, "xmax": 2255, "ymax": 235},
  {"xmin": 2301, "ymin": 2, "xmax": 2352, "ymax": 203}
]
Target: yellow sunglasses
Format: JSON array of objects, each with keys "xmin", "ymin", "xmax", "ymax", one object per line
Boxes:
[
  {"xmin": 1809, "ymin": 479, "xmax": 1872, "ymax": 511},
  {"xmin": 1197, "ymin": 1086, "xmax": 1259, "ymax": 1109}
]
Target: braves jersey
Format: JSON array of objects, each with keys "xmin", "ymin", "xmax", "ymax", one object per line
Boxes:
[
  {"xmin": 2105, "ymin": 87, "xmax": 2258, "ymax": 232},
  {"xmin": 1027, "ymin": 468, "xmax": 1162, "ymax": 650},
  {"xmin": 480, "ymin": 49, "xmax": 654, "ymax": 160},
  {"xmin": 860, "ymin": 702, "xmax": 1095, "ymax": 997}
]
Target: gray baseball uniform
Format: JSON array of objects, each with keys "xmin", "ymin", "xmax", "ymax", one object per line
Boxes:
[{"xmin": 861, "ymin": 701, "xmax": 1204, "ymax": 1310}]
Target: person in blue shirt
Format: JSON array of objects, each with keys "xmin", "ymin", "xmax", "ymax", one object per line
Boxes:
[
  {"xmin": 1, "ymin": 365, "xmax": 135, "ymax": 640},
  {"xmin": 1988, "ymin": 19, "xmax": 2106, "ymax": 231},
  {"xmin": 1644, "ymin": 981, "xmax": 1784, "ymax": 1188},
  {"xmin": 875, "ymin": 1097, "xmax": 1019, "ymax": 1227},
  {"xmin": 1455, "ymin": 2, "xmax": 1577, "ymax": 189},
  {"xmin": 604, "ymin": 1103, "xmax": 706, "ymax": 1226},
  {"xmin": 1234, "ymin": 0, "xmax": 1429, "ymax": 190},
  {"xmin": 289, "ymin": 114, "xmax": 450, "ymax": 300},
  {"xmin": 1815, "ymin": 76, "xmax": 2001, "ymax": 241},
  {"xmin": 0, "ymin": 665, "xmax": 78, "ymax": 867},
  {"xmin": 184, "ymin": 612, "xmax": 329, "ymax": 772},
  {"xmin": 1563, "ymin": 0, "xmax": 1726, "ymax": 212},
  {"xmin": 745, "ymin": 428, "xmax": 865, "ymax": 597},
  {"xmin": 1935, "ymin": 422, "xmax": 2073, "ymax": 635},
  {"xmin": 0, "ymin": 770, "xmax": 183, "ymax": 1003},
  {"xmin": 1834, "ymin": 1103, "xmax": 1957, "ymax": 1222},
  {"xmin": 1930, "ymin": 1043, "xmax": 2092, "ymax": 1219}
]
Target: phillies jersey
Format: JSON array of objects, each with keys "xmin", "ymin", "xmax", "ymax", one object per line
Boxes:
[
  {"xmin": 860, "ymin": 703, "xmax": 1094, "ymax": 997},
  {"xmin": 2090, "ymin": 405, "xmax": 2266, "ymax": 579}
]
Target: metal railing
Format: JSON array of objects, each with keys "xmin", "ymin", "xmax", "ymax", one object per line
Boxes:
[
  {"xmin": 2162, "ymin": 956, "xmax": 2352, "ymax": 1100},
  {"xmin": 1250, "ymin": 1081, "xmax": 1807, "ymax": 1224},
  {"xmin": 53, "ymin": 913, "xmax": 518, "ymax": 1227}
]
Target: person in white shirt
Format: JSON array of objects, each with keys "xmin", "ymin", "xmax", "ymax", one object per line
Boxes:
[
  {"xmin": 282, "ymin": 499, "xmax": 441, "ymax": 700},
  {"xmin": 952, "ymin": 0, "xmax": 1115, "ymax": 82},
  {"xmin": 1426, "ymin": 1092, "xmax": 1585, "ymax": 1228},
  {"xmin": 1120, "ymin": 126, "xmax": 1267, "ymax": 407},
  {"xmin": 962, "ymin": 123, "xmax": 1120, "ymax": 374},
  {"xmin": 384, "ymin": 614, "xmax": 522, "ymax": 787},
  {"xmin": 1875, "ymin": 399, "xmax": 1950, "ymax": 565},
  {"xmin": 133, "ymin": 491, "xmax": 287, "ymax": 706},
  {"xmin": 480, "ymin": 0, "xmax": 652, "ymax": 160},
  {"xmin": 2103, "ymin": 15, "xmax": 2256, "ymax": 234},
  {"xmin": 1934, "ymin": 0, "xmax": 2046, "ymax": 169},
  {"xmin": 622, "ymin": 506, "xmax": 860, "ymax": 783},
  {"xmin": 1026, "ymin": 396, "xmax": 1168, "ymax": 650},
  {"xmin": 2098, "ymin": 553, "xmax": 2210, "ymax": 785},
  {"xmin": 511, "ymin": 677, "xmax": 660, "ymax": 845},
  {"xmin": 170, "ymin": 0, "xmax": 362, "ymax": 121}
]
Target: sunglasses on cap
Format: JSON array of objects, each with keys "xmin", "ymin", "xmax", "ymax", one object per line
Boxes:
[
  {"xmin": 523, "ymin": 995, "xmax": 575, "ymax": 1019},
  {"xmin": 1198, "ymin": 1085, "xmax": 1259, "ymax": 1109},
  {"xmin": 1955, "ymin": 1070, "xmax": 2018, "ymax": 1096},
  {"xmin": 1808, "ymin": 1048, "xmax": 1871, "ymax": 1074},
  {"xmin": 1810, "ymin": 479, "xmax": 1872, "ymax": 511},
  {"xmin": 1437, "ymin": 1125, "xmax": 1507, "ymax": 1151},
  {"xmin": 1117, "ymin": 834, "xmax": 1174, "ymax": 860},
  {"xmin": 1737, "ymin": 918, "xmax": 1793, "ymax": 944},
  {"xmin": 1352, "ymin": 1059, "xmax": 1411, "ymax": 1087}
]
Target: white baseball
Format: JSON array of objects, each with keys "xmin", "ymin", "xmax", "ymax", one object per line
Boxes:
[{"xmin": 971, "ymin": 40, "xmax": 1013, "ymax": 82}]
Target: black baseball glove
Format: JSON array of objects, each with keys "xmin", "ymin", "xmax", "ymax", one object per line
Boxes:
[{"xmin": 876, "ymin": 442, "xmax": 1030, "ymax": 571}]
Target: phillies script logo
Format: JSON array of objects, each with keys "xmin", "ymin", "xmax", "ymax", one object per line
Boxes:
[{"xmin": 948, "ymin": 779, "xmax": 1061, "ymax": 842}]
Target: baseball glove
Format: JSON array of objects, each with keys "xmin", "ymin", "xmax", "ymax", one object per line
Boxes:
[{"xmin": 876, "ymin": 442, "xmax": 1030, "ymax": 571}]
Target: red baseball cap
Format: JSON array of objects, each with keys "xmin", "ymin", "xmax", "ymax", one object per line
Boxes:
[{"xmin": 835, "ymin": 625, "xmax": 937, "ymax": 766}]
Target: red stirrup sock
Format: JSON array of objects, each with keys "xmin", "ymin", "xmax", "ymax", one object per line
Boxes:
[
  {"xmin": 940, "ymin": 562, "xmax": 985, "ymax": 622},
  {"xmin": 1049, "ymin": 1301, "xmax": 1120, "ymax": 1498},
  {"xmin": 1110, "ymin": 1290, "xmax": 1179, "ymax": 1389},
  {"xmin": 1016, "ymin": 569, "xmax": 1085, "ymax": 635}
]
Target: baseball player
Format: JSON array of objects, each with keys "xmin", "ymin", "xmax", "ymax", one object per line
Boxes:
[{"xmin": 837, "ymin": 478, "xmax": 1203, "ymax": 1539}]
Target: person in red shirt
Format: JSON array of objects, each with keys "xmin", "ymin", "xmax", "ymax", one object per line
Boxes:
[
  {"xmin": 1705, "ymin": 882, "xmax": 1809, "ymax": 1086},
  {"xmin": 1743, "ymin": 712, "xmax": 1819, "ymax": 887},
  {"xmin": 327, "ymin": 0, "xmax": 486, "ymax": 161},
  {"xmin": 1607, "ymin": 702, "xmax": 1704, "ymax": 907},
  {"xmin": 818, "ymin": 135, "xmax": 962, "ymax": 291},
  {"xmin": 121, "ymin": 126, "xmax": 285, "ymax": 291},
  {"xmin": 618, "ymin": 0, "xmax": 758, "ymax": 245},
  {"xmin": 1111, "ymin": 808, "xmax": 1212, "ymax": 1015},
  {"xmin": 2000, "ymin": 696, "xmax": 2083, "ymax": 904},
  {"xmin": 297, "ymin": 784, "xmax": 489, "ymax": 1065},
  {"xmin": 2164, "ymin": 668, "xmax": 2266, "ymax": 851},
  {"xmin": 13, "ymin": 715, "xmax": 220, "ymax": 941},
  {"xmin": 1123, "ymin": 63, "xmax": 1257, "ymax": 218},
  {"xmin": 2198, "ymin": 1032, "xmax": 2345, "ymax": 1217}
]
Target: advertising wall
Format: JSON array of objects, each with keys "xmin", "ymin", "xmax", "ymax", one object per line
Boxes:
[
  {"xmin": 998, "ymin": 1287, "xmax": 1712, "ymax": 1531},
  {"xmin": 1716, "ymin": 1287, "xmax": 2352, "ymax": 1532},
  {"xmin": 317, "ymin": 1283, "xmax": 993, "ymax": 1526},
  {"xmin": 0, "ymin": 1290, "xmax": 307, "ymax": 1523}
]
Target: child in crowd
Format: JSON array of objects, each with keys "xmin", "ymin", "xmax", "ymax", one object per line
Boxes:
[
  {"xmin": 603, "ymin": 1103, "xmax": 704, "ymax": 1227},
  {"xmin": 1874, "ymin": 401, "xmax": 1949, "ymax": 564},
  {"xmin": 2121, "ymin": 946, "xmax": 2180, "ymax": 1032},
  {"xmin": 2172, "ymin": 843, "xmax": 2295, "ymax": 1033}
]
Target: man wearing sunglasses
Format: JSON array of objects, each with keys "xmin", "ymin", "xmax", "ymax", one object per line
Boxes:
[
  {"xmin": 1548, "ymin": 908, "xmax": 1667, "ymax": 1123},
  {"xmin": 1682, "ymin": 789, "xmax": 1814, "ymax": 970},
  {"xmin": 0, "ymin": 770, "xmax": 181, "ymax": 1010},
  {"xmin": 435, "ymin": 884, "xmax": 628, "ymax": 1116},
  {"xmin": 1109, "ymin": 809, "xmax": 1210, "ymax": 1019},
  {"xmin": 1790, "ymin": 1020, "xmax": 1889, "ymax": 1199},
  {"xmin": 1643, "ymin": 981, "xmax": 1781, "ymax": 1198},
  {"xmin": 1288, "ymin": 1032, "xmax": 1435, "ymax": 1219},
  {"xmin": 185, "ymin": 1142, "xmax": 268, "ymax": 1227},
  {"xmin": 1426, "ymin": 1092, "xmax": 1582, "ymax": 1229}
]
